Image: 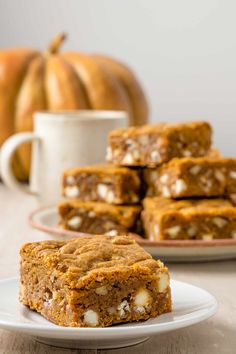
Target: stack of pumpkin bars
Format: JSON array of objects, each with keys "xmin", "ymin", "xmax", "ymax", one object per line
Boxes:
[{"xmin": 58, "ymin": 120, "xmax": 236, "ymax": 241}]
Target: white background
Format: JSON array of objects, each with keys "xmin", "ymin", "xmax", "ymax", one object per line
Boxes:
[{"xmin": 0, "ymin": 0, "xmax": 236, "ymax": 155}]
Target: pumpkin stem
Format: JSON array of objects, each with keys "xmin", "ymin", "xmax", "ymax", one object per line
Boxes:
[{"xmin": 47, "ymin": 33, "xmax": 67, "ymax": 54}]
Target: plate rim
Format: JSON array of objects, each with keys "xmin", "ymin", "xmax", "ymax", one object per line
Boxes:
[
  {"xmin": 0, "ymin": 277, "xmax": 218, "ymax": 337},
  {"xmin": 29, "ymin": 206, "xmax": 236, "ymax": 249}
]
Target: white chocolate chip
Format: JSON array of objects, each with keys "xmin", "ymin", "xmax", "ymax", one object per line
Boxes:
[
  {"xmin": 166, "ymin": 225, "xmax": 181, "ymax": 238},
  {"xmin": 64, "ymin": 186, "xmax": 80, "ymax": 198},
  {"xmin": 158, "ymin": 273, "xmax": 169, "ymax": 292},
  {"xmin": 229, "ymin": 171, "xmax": 236, "ymax": 180},
  {"xmin": 150, "ymin": 150, "xmax": 161, "ymax": 163},
  {"xmin": 66, "ymin": 175, "xmax": 76, "ymax": 185},
  {"xmin": 173, "ymin": 179, "xmax": 187, "ymax": 195},
  {"xmin": 83, "ymin": 309, "xmax": 99, "ymax": 327},
  {"xmin": 138, "ymin": 135, "xmax": 149, "ymax": 146},
  {"xmin": 134, "ymin": 289, "xmax": 151, "ymax": 307},
  {"xmin": 134, "ymin": 306, "xmax": 146, "ymax": 314},
  {"xmin": 214, "ymin": 170, "xmax": 225, "ymax": 182},
  {"xmin": 187, "ymin": 225, "xmax": 198, "ymax": 237},
  {"xmin": 202, "ymin": 234, "xmax": 213, "ymax": 241},
  {"xmin": 189, "ymin": 165, "xmax": 202, "ymax": 175},
  {"xmin": 106, "ymin": 190, "xmax": 115, "ymax": 203},
  {"xmin": 231, "ymin": 231, "xmax": 236, "ymax": 239},
  {"xmin": 122, "ymin": 153, "xmax": 134, "ymax": 164},
  {"xmin": 117, "ymin": 300, "xmax": 130, "ymax": 318},
  {"xmin": 160, "ymin": 174, "xmax": 169, "ymax": 184},
  {"xmin": 88, "ymin": 210, "xmax": 96, "ymax": 218},
  {"xmin": 182, "ymin": 150, "xmax": 192, "ymax": 157},
  {"xmin": 162, "ymin": 186, "xmax": 171, "ymax": 198},
  {"xmin": 212, "ymin": 217, "xmax": 227, "ymax": 228},
  {"xmin": 67, "ymin": 216, "xmax": 82, "ymax": 229},
  {"xmin": 97, "ymin": 184, "xmax": 108, "ymax": 199},
  {"xmin": 105, "ymin": 230, "xmax": 118, "ymax": 237},
  {"xmin": 95, "ymin": 286, "xmax": 108, "ymax": 296}
]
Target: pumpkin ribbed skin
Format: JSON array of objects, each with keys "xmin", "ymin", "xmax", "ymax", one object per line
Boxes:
[{"xmin": 0, "ymin": 34, "xmax": 149, "ymax": 180}]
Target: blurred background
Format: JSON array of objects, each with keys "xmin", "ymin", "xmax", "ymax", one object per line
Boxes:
[{"xmin": 1, "ymin": 0, "xmax": 236, "ymax": 155}]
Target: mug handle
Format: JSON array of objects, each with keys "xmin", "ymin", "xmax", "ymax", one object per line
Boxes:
[{"xmin": 0, "ymin": 132, "xmax": 40, "ymax": 195}]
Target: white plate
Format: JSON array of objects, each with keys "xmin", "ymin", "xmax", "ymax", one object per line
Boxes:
[
  {"xmin": 29, "ymin": 206, "xmax": 236, "ymax": 262},
  {"xmin": 0, "ymin": 277, "xmax": 217, "ymax": 349}
]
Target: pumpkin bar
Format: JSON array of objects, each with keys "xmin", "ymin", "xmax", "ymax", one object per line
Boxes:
[
  {"xmin": 58, "ymin": 200, "xmax": 141, "ymax": 235},
  {"xmin": 144, "ymin": 157, "xmax": 236, "ymax": 199},
  {"xmin": 62, "ymin": 165, "xmax": 141, "ymax": 204},
  {"xmin": 106, "ymin": 121, "xmax": 212, "ymax": 167},
  {"xmin": 142, "ymin": 197, "xmax": 236, "ymax": 241},
  {"xmin": 20, "ymin": 235, "xmax": 171, "ymax": 327}
]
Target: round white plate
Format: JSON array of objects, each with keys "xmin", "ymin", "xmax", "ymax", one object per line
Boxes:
[
  {"xmin": 0, "ymin": 277, "xmax": 217, "ymax": 349},
  {"xmin": 29, "ymin": 206, "xmax": 236, "ymax": 262}
]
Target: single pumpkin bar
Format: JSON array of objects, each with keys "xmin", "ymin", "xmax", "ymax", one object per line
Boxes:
[
  {"xmin": 144, "ymin": 157, "xmax": 236, "ymax": 199},
  {"xmin": 142, "ymin": 197, "xmax": 236, "ymax": 241},
  {"xmin": 106, "ymin": 121, "xmax": 212, "ymax": 167},
  {"xmin": 20, "ymin": 235, "xmax": 171, "ymax": 327},
  {"xmin": 58, "ymin": 200, "xmax": 141, "ymax": 235},
  {"xmin": 62, "ymin": 165, "xmax": 141, "ymax": 204}
]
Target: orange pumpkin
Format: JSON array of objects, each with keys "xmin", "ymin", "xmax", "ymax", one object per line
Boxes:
[{"xmin": 0, "ymin": 33, "xmax": 149, "ymax": 180}]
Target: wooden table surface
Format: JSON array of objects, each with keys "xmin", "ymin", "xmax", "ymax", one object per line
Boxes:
[{"xmin": 0, "ymin": 184, "xmax": 235, "ymax": 354}]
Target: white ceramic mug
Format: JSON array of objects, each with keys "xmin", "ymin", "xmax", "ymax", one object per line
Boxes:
[{"xmin": 0, "ymin": 110, "xmax": 128, "ymax": 204}]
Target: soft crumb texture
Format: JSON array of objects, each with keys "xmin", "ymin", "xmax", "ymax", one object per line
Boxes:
[
  {"xmin": 20, "ymin": 235, "xmax": 171, "ymax": 327},
  {"xmin": 142, "ymin": 197, "xmax": 236, "ymax": 240},
  {"xmin": 144, "ymin": 157, "xmax": 236, "ymax": 199},
  {"xmin": 58, "ymin": 200, "xmax": 141, "ymax": 235},
  {"xmin": 106, "ymin": 121, "xmax": 212, "ymax": 167},
  {"xmin": 62, "ymin": 165, "xmax": 141, "ymax": 205}
]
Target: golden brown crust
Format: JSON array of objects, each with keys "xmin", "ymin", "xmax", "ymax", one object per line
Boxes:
[
  {"xmin": 20, "ymin": 236, "xmax": 163, "ymax": 288},
  {"xmin": 108, "ymin": 121, "xmax": 211, "ymax": 138},
  {"xmin": 142, "ymin": 196, "xmax": 233, "ymax": 211},
  {"xmin": 64, "ymin": 164, "xmax": 140, "ymax": 176}
]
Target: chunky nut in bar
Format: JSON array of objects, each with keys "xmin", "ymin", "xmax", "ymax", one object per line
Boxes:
[
  {"xmin": 62, "ymin": 164, "xmax": 141, "ymax": 204},
  {"xmin": 142, "ymin": 197, "xmax": 236, "ymax": 241},
  {"xmin": 107, "ymin": 121, "xmax": 212, "ymax": 167},
  {"xmin": 20, "ymin": 235, "xmax": 172, "ymax": 327}
]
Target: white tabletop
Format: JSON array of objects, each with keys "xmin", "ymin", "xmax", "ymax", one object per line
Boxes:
[{"xmin": 0, "ymin": 184, "xmax": 235, "ymax": 354}]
